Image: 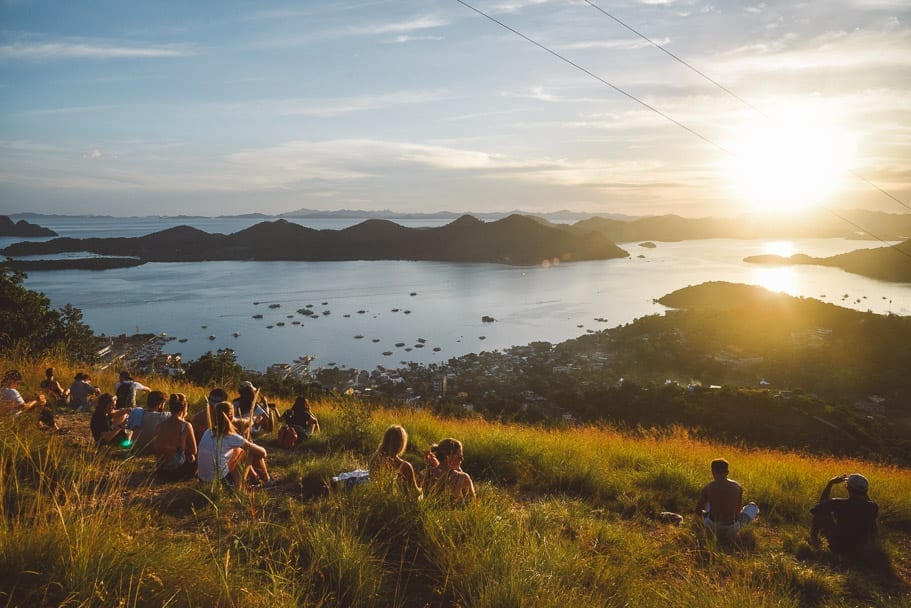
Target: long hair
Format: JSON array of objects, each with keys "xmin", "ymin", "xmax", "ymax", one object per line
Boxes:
[
  {"xmin": 95, "ymin": 393, "xmax": 115, "ymax": 415},
  {"xmin": 213, "ymin": 401, "xmax": 237, "ymax": 437},
  {"xmin": 376, "ymin": 425, "xmax": 408, "ymax": 460}
]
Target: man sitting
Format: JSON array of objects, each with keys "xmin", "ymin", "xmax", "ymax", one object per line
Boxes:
[
  {"xmin": 695, "ymin": 458, "xmax": 759, "ymax": 541},
  {"xmin": 810, "ymin": 473, "xmax": 878, "ymax": 555},
  {"xmin": 127, "ymin": 390, "xmax": 171, "ymax": 454}
]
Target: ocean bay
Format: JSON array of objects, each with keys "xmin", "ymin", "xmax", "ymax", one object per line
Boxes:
[{"xmin": 13, "ymin": 216, "xmax": 910, "ymax": 372}]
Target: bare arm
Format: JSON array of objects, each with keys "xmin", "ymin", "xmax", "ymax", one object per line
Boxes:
[
  {"xmin": 184, "ymin": 422, "xmax": 198, "ymax": 459},
  {"xmin": 819, "ymin": 475, "xmax": 846, "ymax": 503},
  {"xmin": 695, "ymin": 485, "xmax": 710, "ymax": 516},
  {"xmin": 244, "ymin": 440, "xmax": 267, "ymax": 459}
]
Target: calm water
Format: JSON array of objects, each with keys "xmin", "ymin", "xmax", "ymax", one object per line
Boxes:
[{"xmin": 9, "ymin": 216, "xmax": 910, "ymax": 372}]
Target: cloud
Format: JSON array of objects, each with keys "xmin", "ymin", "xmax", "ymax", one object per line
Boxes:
[
  {"xmin": 0, "ymin": 38, "xmax": 196, "ymax": 60},
  {"xmin": 345, "ymin": 15, "xmax": 449, "ymax": 36},
  {"xmin": 387, "ymin": 35, "xmax": 445, "ymax": 44},
  {"xmin": 86, "ymin": 148, "xmax": 103, "ymax": 159},
  {"xmin": 558, "ymin": 38, "xmax": 670, "ymax": 51},
  {"xmin": 274, "ymin": 90, "xmax": 450, "ymax": 116}
]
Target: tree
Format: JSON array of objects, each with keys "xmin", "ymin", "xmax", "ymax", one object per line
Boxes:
[
  {"xmin": 0, "ymin": 261, "xmax": 96, "ymax": 360},
  {"xmin": 185, "ymin": 349, "xmax": 244, "ymax": 388}
]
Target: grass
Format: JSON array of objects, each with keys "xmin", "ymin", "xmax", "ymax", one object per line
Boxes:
[{"xmin": 1, "ymin": 361, "xmax": 909, "ymax": 607}]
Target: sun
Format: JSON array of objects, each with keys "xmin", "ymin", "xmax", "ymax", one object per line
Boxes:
[{"xmin": 724, "ymin": 109, "xmax": 855, "ymax": 214}]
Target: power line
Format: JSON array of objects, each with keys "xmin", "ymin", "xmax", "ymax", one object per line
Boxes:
[
  {"xmin": 452, "ymin": 0, "xmax": 911, "ymax": 262},
  {"xmin": 580, "ymin": 0, "xmax": 911, "ymax": 214},
  {"xmin": 452, "ymin": 0, "xmax": 731, "ymax": 156}
]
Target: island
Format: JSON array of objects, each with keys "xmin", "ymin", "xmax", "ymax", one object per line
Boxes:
[
  {"xmin": 0, "ymin": 215, "xmax": 57, "ymax": 237},
  {"xmin": 744, "ymin": 238, "xmax": 911, "ymax": 282},
  {"xmin": 0, "ymin": 214, "xmax": 630, "ymax": 267}
]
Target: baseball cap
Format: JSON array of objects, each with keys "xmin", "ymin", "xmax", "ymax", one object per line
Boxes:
[
  {"xmin": 239, "ymin": 380, "xmax": 257, "ymax": 391},
  {"xmin": 846, "ymin": 473, "xmax": 869, "ymax": 492}
]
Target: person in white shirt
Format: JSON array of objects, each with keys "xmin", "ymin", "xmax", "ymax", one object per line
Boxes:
[{"xmin": 197, "ymin": 401, "xmax": 275, "ymax": 490}]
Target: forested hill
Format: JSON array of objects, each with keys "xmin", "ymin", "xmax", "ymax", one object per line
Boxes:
[
  {"xmin": 0, "ymin": 215, "xmax": 628, "ymax": 266},
  {"xmin": 0, "ymin": 215, "xmax": 56, "ymax": 237},
  {"xmin": 744, "ymin": 239, "xmax": 911, "ymax": 282}
]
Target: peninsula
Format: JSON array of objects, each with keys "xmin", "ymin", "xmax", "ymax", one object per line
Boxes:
[
  {"xmin": 0, "ymin": 214, "xmax": 629, "ymax": 266},
  {"xmin": 744, "ymin": 238, "xmax": 911, "ymax": 282},
  {"xmin": 0, "ymin": 215, "xmax": 56, "ymax": 237}
]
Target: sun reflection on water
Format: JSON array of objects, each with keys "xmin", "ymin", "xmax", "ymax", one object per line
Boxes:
[{"xmin": 752, "ymin": 266, "xmax": 799, "ymax": 294}]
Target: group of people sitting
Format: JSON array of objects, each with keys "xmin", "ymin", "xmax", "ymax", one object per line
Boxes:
[
  {"xmin": 1, "ymin": 368, "xmax": 880, "ymax": 554},
  {"xmin": 695, "ymin": 458, "xmax": 878, "ymax": 556},
  {"xmin": 369, "ymin": 424, "xmax": 476, "ymax": 501}
]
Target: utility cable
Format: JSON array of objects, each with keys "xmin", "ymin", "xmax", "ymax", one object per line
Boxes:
[
  {"xmin": 580, "ymin": 0, "xmax": 911, "ymax": 214},
  {"xmin": 452, "ymin": 0, "xmax": 911, "ymax": 261}
]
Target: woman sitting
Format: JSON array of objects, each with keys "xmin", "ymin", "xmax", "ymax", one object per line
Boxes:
[
  {"xmin": 284, "ymin": 396, "xmax": 320, "ymax": 439},
  {"xmin": 197, "ymin": 401, "xmax": 275, "ymax": 490},
  {"xmin": 90, "ymin": 393, "xmax": 131, "ymax": 448},
  {"xmin": 370, "ymin": 424, "xmax": 421, "ymax": 497},
  {"xmin": 422, "ymin": 438, "xmax": 475, "ymax": 501},
  {"xmin": 152, "ymin": 393, "xmax": 198, "ymax": 482}
]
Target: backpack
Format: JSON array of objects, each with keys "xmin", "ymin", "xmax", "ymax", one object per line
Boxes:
[
  {"xmin": 277, "ymin": 425, "xmax": 298, "ymax": 449},
  {"xmin": 116, "ymin": 382, "xmax": 134, "ymax": 408}
]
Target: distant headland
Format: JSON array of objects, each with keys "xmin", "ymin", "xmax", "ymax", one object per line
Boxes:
[{"xmin": 0, "ymin": 215, "xmax": 56, "ymax": 237}]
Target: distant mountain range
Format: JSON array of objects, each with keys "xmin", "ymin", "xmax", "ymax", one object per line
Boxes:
[
  {"xmin": 0, "ymin": 214, "xmax": 629, "ymax": 267},
  {"xmin": 0, "ymin": 215, "xmax": 57, "ymax": 237}
]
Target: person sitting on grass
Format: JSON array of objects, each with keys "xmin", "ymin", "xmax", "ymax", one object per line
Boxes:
[
  {"xmin": 1, "ymin": 369, "xmax": 62, "ymax": 432},
  {"xmin": 810, "ymin": 473, "xmax": 878, "ymax": 556},
  {"xmin": 90, "ymin": 393, "xmax": 131, "ymax": 448},
  {"xmin": 370, "ymin": 424, "xmax": 421, "ymax": 497},
  {"xmin": 695, "ymin": 458, "xmax": 759, "ymax": 541},
  {"xmin": 69, "ymin": 372, "xmax": 101, "ymax": 411},
  {"xmin": 284, "ymin": 396, "xmax": 320, "ymax": 439},
  {"xmin": 114, "ymin": 370, "xmax": 151, "ymax": 409},
  {"xmin": 40, "ymin": 367, "xmax": 70, "ymax": 407},
  {"xmin": 233, "ymin": 381, "xmax": 267, "ymax": 434},
  {"xmin": 128, "ymin": 390, "xmax": 172, "ymax": 454},
  {"xmin": 196, "ymin": 401, "xmax": 275, "ymax": 491},
  {"xmin": 152, "ymin": 393, "xmax": 198, "ymax": 482},
  {"xmin": 422, "ymin": 438, "xmax": 475, "ymax": 501}
]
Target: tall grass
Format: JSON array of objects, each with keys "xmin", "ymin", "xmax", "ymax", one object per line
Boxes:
[{"xmin": 1, "ymin": 360, "xmax": 909, "ymax": 607}]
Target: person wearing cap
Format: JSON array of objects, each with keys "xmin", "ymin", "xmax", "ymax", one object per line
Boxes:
[
  {"xmin": 69, "ymin": 372, "xmax": 101, "ymax": 411},
  {"xmin": 810, "ymin": 473, "xmax": 878, "ymax": 555},
  {"xmin": 233, "ymin": 381, "xmax": 267, "ymax": 433},
  {"xmin": 695, "ymin": 458, "xmax": 759, "ymax": 541}
]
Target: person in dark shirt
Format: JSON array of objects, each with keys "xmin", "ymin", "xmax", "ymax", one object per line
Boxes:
[
  {"xmin": 90, "ymin": 393, "xmax": 131, "ymax": 448},
  {"xmin": 284, "ymin": 396, "xmax": 320, "ymax": 439},
  {"xmin": 810, "ymin": 473, "xmax": 878, "ymax": 555}
]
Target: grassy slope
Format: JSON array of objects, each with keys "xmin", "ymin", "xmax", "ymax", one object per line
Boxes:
[{"xmin": 1, "ymin": 362, "xmax": 910, "ymax": 608}]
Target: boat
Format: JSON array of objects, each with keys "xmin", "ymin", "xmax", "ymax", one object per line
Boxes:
[
  {"xmin": 417, "ymin": 338, "xmax": 426, "ymax": 343},
  {"xmin": 382, "ymin": 351, "xmax": 393, "ymax": 356},
  {"xmin": 357, "ymin": 310, "xmax": 366, "ymax": 314},
  {"xmin": 252, "ymin": 314, "xmax": 263, "ymax": 319},
  {"xmin": 403, "ymin": 310, "xmax": 411, "ymax": 314},
  {"xmin": 208, "ymin": 335, "xmax": 216, "ymax": 340},
  {"xmin": 354, "ymin": 335, "xmax": 364, "ymax": 339},
  {"xmin": 479, "ymin": 336, "xmax": 486, "ymax": 340},
  {"xmin": 395, "ymin": 342, "xmax": 405, "ymax": 347},
  {"xmin": 432, "ymin": 347, "xmax": 441, "ymax": 352},
  {"xmin": 372, "ymin": 338, "xmax": 380, "ymax": 343},
  {"xmin": 232, "ymin": 332, "xmax": 240, "ymax": 337},
  {"xmin": 269, "ymin": 303, "xmax": 280, "ymax": 309},
  {"xmin": 410, "ymin": 292, "xmax": 417, "ymax": 296},
  {"xmin": 482, "ymin": 315, "xmax": 495, "ymax": 323},
  {"xmin": 178, "ymin": 338, "xmax": 188, "ymax": 343},
  {"xmin": 276, "ymin": 322, "xmax": 285, "ymax": 326}
]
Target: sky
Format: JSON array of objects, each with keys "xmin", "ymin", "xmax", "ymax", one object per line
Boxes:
[{"xmin": 1, "ymin": 0, "xmax": 909, "ymax": 218}]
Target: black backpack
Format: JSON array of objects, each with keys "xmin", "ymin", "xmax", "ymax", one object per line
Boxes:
[{"xmin": 116, "ymin": 382, "xmax": 134, "ymax": 408}]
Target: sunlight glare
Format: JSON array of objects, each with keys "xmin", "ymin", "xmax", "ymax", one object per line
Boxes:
[
  {"xmin": 726, "ymin": 109, "xmax": 855, "ymax": 213},
  {"xmin": 752, "ymin": 267, "xmax": 798, "ymax": 295},
  {"xmin": 762, "ymin": 241, "xmax": 796, "ymax": 258}
]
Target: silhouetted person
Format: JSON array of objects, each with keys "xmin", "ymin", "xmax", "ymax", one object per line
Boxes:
[{"xmin": 811, "ymin": 473, "xmax": 878, "ymax": 555}]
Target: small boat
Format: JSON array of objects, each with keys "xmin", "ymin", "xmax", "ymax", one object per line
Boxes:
[
  {"xmin": 322, "ymin": 302, "xmax": 328, "ymax": 305},
  {"xmin": 357, "ymin": 310, "xmax": 366, "ymax": 314},
  {"xmin": 405, "ymin": 347, "xmax": 412, "ymax": 352},
  {"xmin": 354, "ymin": 335, "xmax": 364, "ymax": 339},
  {"xmin": 417, "ymin": 338, "xmax": 426, "ymax": 343},
  {"xmin": 178, "ymin": 338, "xmax": 188, "ymax": 343},
  {"xmin": 482, "ymin": 315, "xmax": 495, "ymax": 323},
  {"xmin": 292, "ymin": 321, "xmax": 300, "ymax": 325},
  {"xmin": 395, "ymin": 342, "xmax": 405, "ymax": 347},
  {"xmin": 343, "ymin": 314, "xmax": 350, "ymax": 318},
  {"xmin": 269, "ymin": 303, "xmax": 280, "ymax": 309},
  {"xmin": 372, "ymin": 338, "xmax": 380, "ymax": 343},
  {"xmin": 479, "ymin": 336, "xmax": 486, "ymax": 340},
  {"xmin": 233, "ymin": 332, "xmax": 240, "ymax": 337},
  {"xmin": 414, "ymin": 343, "xmax": 424, "ymax": 348},
  {"xmin": 208, "ymin": 335, "xmax": 216, "ymax": 340},
  {"xmin": 432, "ymin": 347, "xmax": 441, "ymax": 352},
  {"xmin": 410, "ymin": 292, "xmax": 417, "ymax": 296},
  {"xmin": 253, "ymin": 314, "xmax": 263, "ymax": 319},
  {"xmin": 322, "ymin": 310, "xmax": 331, "ymax": 315},
  {"xmin": 253, "ymin": 301, "xmax": 260, "ymax": 305},
  {"xmin": 382, "ymin": 351, "xmax": 393, "ymax": 356},
  {"xmin": 201, "ymin": 325, "xmax": 207, "ymax": 329},
  {"xmin": 266, "ymin": 325, "xmax": 274, "ymax": 329},
  {"xmin": 391, "ymin": 308, "xmax": 400, "ymax": 312},
  {"xmin": 403, "ymin": 310, "xmax": 411, "ymax": 314},
  {"xmin": 276, "ymin": 322, "xmax": 285, "ymax": 326}
]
